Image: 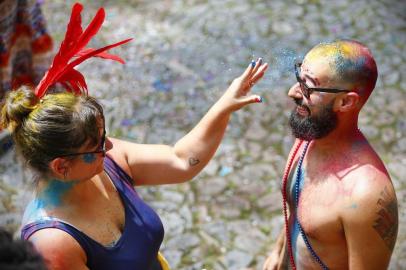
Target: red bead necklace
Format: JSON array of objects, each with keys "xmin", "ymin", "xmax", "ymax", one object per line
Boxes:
[{"xmin": 281, "ymin": 140, "xmax": 304, "ymax": 270}]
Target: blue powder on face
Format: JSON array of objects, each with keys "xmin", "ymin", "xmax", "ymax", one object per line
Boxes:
[{"xmin": 82, "ymin": 153, "xmax": 97, "ymax": 163}]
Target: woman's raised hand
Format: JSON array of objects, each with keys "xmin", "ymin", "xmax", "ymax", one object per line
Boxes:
[{"xmin": 218, "ymin": 58, "xmax": 268, "ymax": 113}]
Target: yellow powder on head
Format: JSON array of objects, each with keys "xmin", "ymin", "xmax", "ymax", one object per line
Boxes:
[
  {"xmin": 305, "ymin": 41, "xmax": 360, "ymax": 64},
  {"xmin": 340, "ymin": 42, "xmax": 358, "ymax": 57},
  {"xmin": 305, "ymin": 43, "xmax": 338, "ymax": 63}
]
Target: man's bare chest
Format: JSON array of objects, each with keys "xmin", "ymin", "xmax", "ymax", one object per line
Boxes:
[
  {"xmin": 286, "ymin": 159, "xmax": 353, "ymax": 242},
  {"xmin": 296, "ymin": 180, "xmax": 347, "ymax": 241}
]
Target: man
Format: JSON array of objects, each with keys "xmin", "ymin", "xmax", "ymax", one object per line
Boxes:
[{"xmin": 263, "ymin": 39, "xmax": 398, "ymax": 270}]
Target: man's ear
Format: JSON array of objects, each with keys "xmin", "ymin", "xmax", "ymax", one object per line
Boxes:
[
  {"xmin": 49, "ymin": 158, "xmax": 69, "ymax": 179},
  {"xmin": 338, "ymin": 92, "xmax": 360, "ymax": 112}
]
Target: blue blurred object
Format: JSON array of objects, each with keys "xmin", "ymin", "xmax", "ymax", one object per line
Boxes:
[
  {"xmin": 0, "ymin": 131, "xmax": 13, "ymax": 157},
  {"xmin": 152, "ymin": 79, "xmax": 172, "ymax": 92}
]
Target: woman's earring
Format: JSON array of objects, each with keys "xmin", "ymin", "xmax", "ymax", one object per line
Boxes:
[{"xmin": 64, "ymin": 170, "xmax": 68, "ymax": 179}]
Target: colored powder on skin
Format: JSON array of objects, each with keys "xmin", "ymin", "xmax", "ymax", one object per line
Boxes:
[
  {"xmin": 304, "ymin": 43, "xmax": 339, "ymax": 64},
  {"xmin": 291, "ymin": 166, "xmax": 307, "ymax": 260},
  {"xmin": 292, "ymin": 219, "xmax": 301, "ymax": 261},
  {"xmin": 22, "ymin": 200, "xmax": 47, "ymax": 223},
  {"xmin": 82, "ymin": 153, "xmax": 97, "ymax": 163},
  {"xmin": 38, "ymin": 179, "xmax": 76, "ymax": 207},
  {"xmin": 335, "ymin": 54, "xmax": 367, "ymax": 79},
  {"xmin": 23, "ymin": 179, "xmax": 76, "ymax": 223},
  {"xmin": 307, "ymin": 42, "xmax": 367, "ymax": 77},
  {"xmin": 305, "ymin": 41, "xmax": 372, "ymax": 93}
]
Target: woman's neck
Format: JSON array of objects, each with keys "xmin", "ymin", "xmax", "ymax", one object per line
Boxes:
[{"xmin": 36, "ymin": 176, "xmax": 96, "ymax": 209}]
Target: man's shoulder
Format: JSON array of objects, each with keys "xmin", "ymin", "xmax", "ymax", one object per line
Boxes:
[
  {"xmin": 340, "ymin": 162, "xmax": 397, "ymax": 222},
  {"xmin": 343, "ymin": 163, "xmax": 393, "ymax": 201},
  {"xmin": 339, "ymin": 162, "xmax": 398, "ymax": 253}
]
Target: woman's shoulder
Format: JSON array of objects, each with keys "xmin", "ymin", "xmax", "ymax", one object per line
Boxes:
[
  {"xmin": 22, "ymin": 198, "xmax": 49, "ymax": 226},
  {"xmin": 29, "ymin": 227, "xmax": 88, "ymax": 270},
  {"xmin": 106, "ymin": 137, "xmax": 139, "ymax": 179}
]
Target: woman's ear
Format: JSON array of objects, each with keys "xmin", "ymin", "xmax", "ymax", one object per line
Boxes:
[
  {"xmin": 49, "ymin": 158, "xmax": 69, "ymax": 179},
  {"xmin": 338, "ymin": 92, "xmax": 360, "ymax": 112}
]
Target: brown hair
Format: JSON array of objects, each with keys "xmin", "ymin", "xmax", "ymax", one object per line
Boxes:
[{"xmin": 1, "ymin": 86, "xmax": 104, "ymax": 176}]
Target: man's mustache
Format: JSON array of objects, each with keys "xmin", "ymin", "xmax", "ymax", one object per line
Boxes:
[
  {"xmin": 294, "ymin": 98, "xmax": 303, "ymax": 106},
  {"xmin": 293, "ymin": 98, "xmax": 311, "ymax": 114}
]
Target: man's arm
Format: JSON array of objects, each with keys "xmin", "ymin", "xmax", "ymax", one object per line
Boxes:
[
  {"xmin": 341, "ymin": 168, "xmax": 398, "ymax": 269},
  {"xmin": 263, "ymin": 230, "xmax": 286, "ymax": 270}
]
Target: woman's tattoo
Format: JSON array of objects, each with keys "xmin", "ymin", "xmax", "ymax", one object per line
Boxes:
[
  {"xmin": 188, "ymin": 157, "xmax": 200, "ymax": 166},
  {"xmin": 372, "ymin": 186, "xmax": 398, "ymax": 252}
]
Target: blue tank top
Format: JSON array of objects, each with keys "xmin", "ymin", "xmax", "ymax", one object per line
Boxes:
[{"xmin": 21, "ymin": 155, "xmax": 165, "ymax": 270}]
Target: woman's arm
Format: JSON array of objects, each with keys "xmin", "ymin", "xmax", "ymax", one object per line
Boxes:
[
  {"xmin": 112, "ymin": 59, "xmax": 268, "ymax": 185},
  {"xmin": 29, "ymin": 229, "xmax": 89, "ymax": 270}
]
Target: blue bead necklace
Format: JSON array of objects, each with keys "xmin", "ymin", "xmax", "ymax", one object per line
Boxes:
[{"xmin": 295, "ymin": 141, "xmax": 329, "ymax": 270}]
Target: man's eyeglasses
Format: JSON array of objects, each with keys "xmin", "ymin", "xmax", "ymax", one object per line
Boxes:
[
  {"xmin": 294, "ymin": 62, "xmax": 350, "ymax": 99},
  {"xmin": 57, "ymin": 128, "xmax": 106, "ymax": 158}
]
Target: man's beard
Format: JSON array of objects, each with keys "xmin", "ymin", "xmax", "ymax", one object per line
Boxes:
[{"xmin": 289, "ymin": 99, "xmax": 338, "ymax": 141}]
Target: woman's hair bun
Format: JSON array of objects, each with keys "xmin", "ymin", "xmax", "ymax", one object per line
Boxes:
[{"xmin": 1, "ymin": 86, "xmax": 40, "ymax": 132}]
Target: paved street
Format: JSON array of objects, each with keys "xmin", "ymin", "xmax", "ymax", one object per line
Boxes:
[{"xmin": 0, "ymin": 0, "xmax": 405, "ymax": 269}]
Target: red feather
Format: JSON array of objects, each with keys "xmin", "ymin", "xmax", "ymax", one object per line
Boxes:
[
  {"xmin": 75, "ymin": 48, "xmax": 126, "ymax": 64},
  {"xmin": 35, "ymin": 3, "xmax": 132, "ymax": 98},
  {"xmin": 57, "ymin": 3, "xmax": 83, "ymax": 60},
  {"xmin": 67, "ymin": 39, "xmax": 132, "ymax": 70},
  {"xmin": 58, "ymin": 69, "xmax": 88, "ymax": 95}
]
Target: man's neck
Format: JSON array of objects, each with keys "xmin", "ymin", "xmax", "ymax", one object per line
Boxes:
[{"xmin": 311, "ymin": 120, "xmax": 362, "ymax": 153}]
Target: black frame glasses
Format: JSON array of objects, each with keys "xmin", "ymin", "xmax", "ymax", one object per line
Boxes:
[
  {"xmin": 294, "ymin": 62, "xmax": 350, "ymax": 99},
  {"xmin": 56, "ymin": 128, "xmax": 106, "ymax": 158}
]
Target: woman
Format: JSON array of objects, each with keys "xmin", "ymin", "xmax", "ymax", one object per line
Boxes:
[{"xmin": 0, "ymin": 3, "xmax": 268, "ymax": 270}]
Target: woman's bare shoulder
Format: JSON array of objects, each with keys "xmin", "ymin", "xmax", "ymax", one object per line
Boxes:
[{"xmin": 29, "ymin": 228, "xmax": 89, "ymax": 270}]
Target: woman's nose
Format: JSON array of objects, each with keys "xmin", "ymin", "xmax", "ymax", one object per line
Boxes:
[{"xmin": 105, "ymin": 137, "xmax": 113, "ymax": 152}]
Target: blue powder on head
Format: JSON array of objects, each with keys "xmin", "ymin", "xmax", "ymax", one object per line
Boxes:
[{"xmin": 335, "ymin": 55, "xmax": 366, "ymax": 76}]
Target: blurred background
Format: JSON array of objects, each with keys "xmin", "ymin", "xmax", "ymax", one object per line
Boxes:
[{"xmin": 0, "ymin": 0, "xmax": 405, "ymax": 269}]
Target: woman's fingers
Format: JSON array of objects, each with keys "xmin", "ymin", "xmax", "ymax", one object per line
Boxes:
[
  {"xmin": 251, "ymin": 63, "xmax": 268, "ymax": 84},
  {"xmin": 251, "ymin": 58, "xmax": 263, "ymax": 75},
  {"xmin": 240, "ymin": 60, "xmax": 256, "ymax": 81},
  {"xmin": 241, "ymin": 57, "xmax": 265, "ymax": 81},
  {"xmin": 240, "ymin": 94, "xmax": 263, "ymax": 106},
  {"xmin": 243, "ymin": 62, "xmax": 268, "ymax": 92}
]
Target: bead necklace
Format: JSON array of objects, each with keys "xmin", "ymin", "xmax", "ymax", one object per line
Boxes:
[
  {"xmin": 282, "ymin": 140, "xmax": 303, "ymax": 270},
  {"xmin": 294, "ymin": 141, "xmax": 329, "ymax": 269},
  {"xmin": 282, "ymin": 140, "xmax": 329, "ymax": 269}
]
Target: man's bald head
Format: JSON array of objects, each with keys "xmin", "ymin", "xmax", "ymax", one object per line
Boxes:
[{"xmin": 303, "ymin": 39, "xmax": 377, "ymax": 105}]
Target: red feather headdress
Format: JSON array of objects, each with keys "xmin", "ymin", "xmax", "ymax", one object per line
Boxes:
[{"xmin": 34, "ymin": 2, "xmax": 132, "ymax": 98}]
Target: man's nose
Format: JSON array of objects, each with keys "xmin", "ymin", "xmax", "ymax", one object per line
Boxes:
[{"xmin": 288, "ymin": 83, "xmax": 303, "ymax": 99}]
